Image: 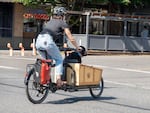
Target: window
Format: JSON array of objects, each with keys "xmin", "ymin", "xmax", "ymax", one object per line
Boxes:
[
  {"xmin": 90, "ymin": 19, "xmax": 104, "ymax": 35},
  {"xmin": 0, "ymin": 3, "xmax": 13, "ymax": 38},
  {"xmin": 23, "ymin": 18, "xmax": 38, "ymax": 33},
  {"xmin": 127, "ymin": 21, "xmax": 139, "ymax": 36},
  {"xmin": 90, "ymin": 19, "xmax": 124, "ymax": 35},
  {"xmin": 68, "ymin": 15, "xmax": 87, "ymax": 34},
  {"xmin": 107, "ymin": 20, "xmax": 124, "ymax": 35}
]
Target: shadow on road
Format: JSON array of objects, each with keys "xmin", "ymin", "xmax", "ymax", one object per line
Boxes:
[
  {"xmin": 46, "ymin": 95, "xmax": 150, "ymax": 111},
  {"xmin": 100, "ymin": 100, "xmax": 150, "ymax": 111},
  {"xmin": 45, "ymin": 96, "xmax": 116, "ymax": 104}
]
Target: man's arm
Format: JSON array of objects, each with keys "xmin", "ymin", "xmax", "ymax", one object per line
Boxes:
[{"xmin": 64, "ymin": 28, "xmax": 80, "ymax": 49}]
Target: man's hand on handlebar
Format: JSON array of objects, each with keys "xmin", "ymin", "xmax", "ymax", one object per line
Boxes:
[
  {"xmin": 60, "ymin": 46, "xmax": 87, "ymax": 56},
  {"xmin": 76, "ymin": 46, "xmax": 82, "ymax": 51}
]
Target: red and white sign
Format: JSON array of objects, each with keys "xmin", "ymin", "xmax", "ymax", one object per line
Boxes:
[{"xmin": 23, "ymin": 13, "xmax": 50, "ymax": 20}]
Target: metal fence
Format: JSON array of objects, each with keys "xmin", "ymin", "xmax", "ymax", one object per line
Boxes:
[{"xmin": 69, "ymin": 34, "xmax": 150, "ymax": 52}]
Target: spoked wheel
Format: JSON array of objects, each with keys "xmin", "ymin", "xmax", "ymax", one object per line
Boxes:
[
  {"xmin": 25, "ymin": 69, "xmax": 49, "ymax": 104},
  {"xmin": 89, "ymin": 78, "xmax": 104, "ymax": 98}
]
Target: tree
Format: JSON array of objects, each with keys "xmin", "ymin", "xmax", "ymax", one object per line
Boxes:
[
  {"xmin": 15, "ymin": 0, "xmax": 150, "ymax": 12},
  {"xmin": 15, "ymin": 0, "xmax": 150, "ymax": 33}
]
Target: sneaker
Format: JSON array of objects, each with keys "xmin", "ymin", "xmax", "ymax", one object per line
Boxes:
[{"xmin": 56, "ymin": 79, "xmax": 67, "ymax": 88}]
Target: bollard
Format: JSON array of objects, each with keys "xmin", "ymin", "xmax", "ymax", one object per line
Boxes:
[
  {"xmin": 30, "ymin": 43, "xmax": 36, "ymax": 56},
  {"xmin": 19, "ymin": 43, "xmax": 24, "ymax": 56},
  {"xmin": 7, "ymin": 43, "xmax": 13, "ymax": 56}
]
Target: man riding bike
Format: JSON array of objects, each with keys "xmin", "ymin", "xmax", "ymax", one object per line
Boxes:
[{"xmin": 35, "ymin": 6, "xmax": 80, "ymax": 88}]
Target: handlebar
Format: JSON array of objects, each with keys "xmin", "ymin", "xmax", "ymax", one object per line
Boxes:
[
  {"xmin": 59, "ymin": 47, "xmax": 80, "ymax": 57},
  {"xmin": 59, "ymin": 47, "xmax": 76, "ymax": 52},
  {"xmin": 60, "ymin": 46, "xmax": 87, "ymax": 57}
]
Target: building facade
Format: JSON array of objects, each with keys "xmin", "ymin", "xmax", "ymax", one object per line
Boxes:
[
  {"xmin": 0, "ymin": 0, "xmax": 150, "ymax": 52},
  {"xmin": 0, "ymin": 1, "xmax": 24, "ymax": 49}
]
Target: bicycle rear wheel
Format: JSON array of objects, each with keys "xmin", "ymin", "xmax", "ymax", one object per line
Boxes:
[{"xmin": 26, "ymin": 69, "xmax": 49, "ymax": 104}]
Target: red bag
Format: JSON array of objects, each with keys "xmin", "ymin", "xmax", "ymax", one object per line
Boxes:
[{"xmin": 40, "ymin": 59, "xmax": 51, "ymax": 84}]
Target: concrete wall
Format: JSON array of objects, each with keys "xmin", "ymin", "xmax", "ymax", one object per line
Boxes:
[
  {"xmin": 13, "ymin": 3, "xmax": 24, "ymax": 49},
  {"xmin": 0, "ymin": 3, "xmax": 24, "ymax": 50}
]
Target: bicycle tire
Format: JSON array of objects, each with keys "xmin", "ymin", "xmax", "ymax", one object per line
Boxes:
[
  {"xmin": 89, "ymin": 77, "xmax": 104, "ymax": 98},
  {"xmin": 25, "ymin": 68, "xmax": 49, "ymax": 104}
]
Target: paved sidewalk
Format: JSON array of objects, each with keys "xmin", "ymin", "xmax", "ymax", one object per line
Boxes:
[
  {"xmin": 1, "ymin": 49, "xmax": 150, "ymax": 56},
  {"xmin": 0, "ymin": 50, "xmax": 34, "ymax": 56}
]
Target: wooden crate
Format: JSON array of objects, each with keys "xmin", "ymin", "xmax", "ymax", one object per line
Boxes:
[{"xmin": 66, "ymin": 63, "xmax": 103, "ymax": 86}]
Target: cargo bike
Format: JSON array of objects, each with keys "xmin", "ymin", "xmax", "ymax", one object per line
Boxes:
[{"xmin": 24, "ymin": 47, "xmax": 104, "ymax": 104}]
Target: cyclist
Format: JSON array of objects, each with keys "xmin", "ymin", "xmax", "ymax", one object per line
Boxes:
[{"xmin": 35, "ymin": 6, "xmax": 80, "ymax": 88}]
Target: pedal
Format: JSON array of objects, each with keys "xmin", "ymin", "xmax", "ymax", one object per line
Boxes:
[
  {"xmin": 61, "ymin": 84, "xmax": 67, "ymax": 91},
  {"xmin": 49, "ymin": 83, "xmax": 57, "ymax": 93}
]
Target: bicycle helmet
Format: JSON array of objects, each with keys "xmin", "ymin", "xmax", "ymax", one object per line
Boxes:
[{"xmin": 53, "ymin": 6, "xmax": 67, "ymax": 16}]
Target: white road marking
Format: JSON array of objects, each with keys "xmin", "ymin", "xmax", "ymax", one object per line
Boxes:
[
  {"xmin": 0, "ymin": 56, "xmax": 35, "ymax": 61},
  {"xmin": 93, "ymin": 65, "xmax": 150, "ymax": 90},
  {"xmin": 0, "ymin": 66, "xmax": 20, "ymax": 70},
  {"xmin": 105, "ymin": 80, "xmax": 136, "ymax": 87},
  {"xmin": 15, "ymin": 57, "xmax": 36, "ymax": 61},
  {"xmin": 93, "ymin": 65, "xmax": 150, "ymax": 74},
  {"xmin": 105, "ymin": 80, "xmax": 150, "ymax": 90}
]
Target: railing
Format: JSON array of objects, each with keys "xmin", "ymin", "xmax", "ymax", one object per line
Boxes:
[{"xmin": 71, "ymin": 34, "xmax": 150, "ymax": 52}]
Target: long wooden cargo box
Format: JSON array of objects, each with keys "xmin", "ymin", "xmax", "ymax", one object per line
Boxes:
[{"xmin": 67, "ymin": 63, "xmax": 103, "ymax": 86}]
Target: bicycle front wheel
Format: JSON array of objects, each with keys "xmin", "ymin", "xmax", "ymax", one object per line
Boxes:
[
  {"xmin": 89, "ymin": 77, "xmax": 104, "ymax": 98},
  {"xmin": 25, "ymin": 69, "xmax": 49, "ymax": 104}
]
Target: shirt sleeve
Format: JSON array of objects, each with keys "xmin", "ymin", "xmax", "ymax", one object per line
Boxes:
[{"xmin": 61, "ymin": 20, "xmax": 69, "ymax": 29}]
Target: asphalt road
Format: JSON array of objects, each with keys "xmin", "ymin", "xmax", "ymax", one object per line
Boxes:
[{"xmin": 0, "ymin": 54, "xmax": 150, "ymax": 113}]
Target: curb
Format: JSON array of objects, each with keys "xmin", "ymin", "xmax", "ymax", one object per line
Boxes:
[
  {"xmin": 87, "ymin": 50, "xmax": 150, "ymax": 56},
  {"xmin": 0, "ymin": 50, "xmax": 34, "ymax": 56},
  {"xmin": 1, "ymin": 50, "xmax": 150, "ymax": 56}
]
